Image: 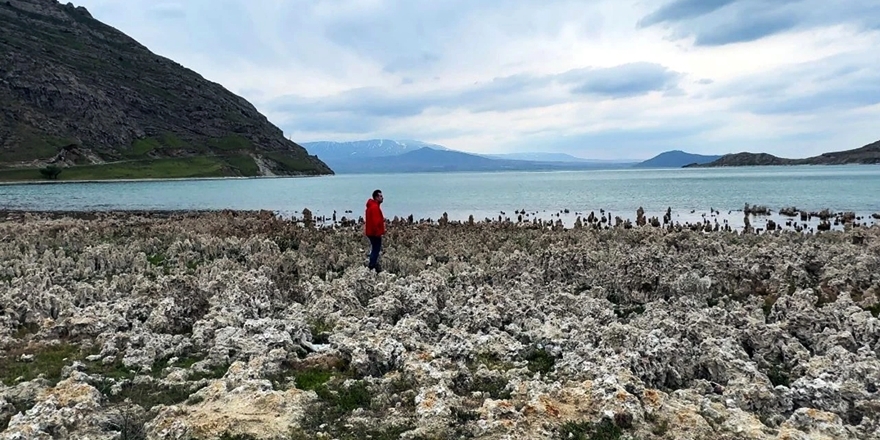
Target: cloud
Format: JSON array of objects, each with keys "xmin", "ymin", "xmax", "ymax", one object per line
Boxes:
[
  {"xmin": 639, "ymin": 0, "xmax": 737, "ymax": 27},
  {"xmin": 146, "ymin": 3, "xmax": 185, "ymax": 20},
  {"xmin": 502, "ymin": 123, "xmax": 720, "ymax": 159},
  {"xmin": 265, "ymin": 62, "xmax": 683, "ymax": 136},
  {"xmin": 709, "ymin": 53, "xmax": 880, "ymax": 115},
  {"xmin": 564, "ymin": 63, "xmax": 681, "ymax": 98},
  {"xmin": 692, "ymin": 12, "xmax": 798, "ymax": 46},
  {"xmin": 639, "ymin": 0, "xmax": 880, "ymax": 46}
]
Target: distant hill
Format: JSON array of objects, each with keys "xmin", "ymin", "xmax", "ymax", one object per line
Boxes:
[
  {"xmin": 686, "ymin": 152, "xmax": 794, "ymax": 167},
  {"xmin": 801, "ymin": 139, "xmax": 880, "ymax": 165},
  {"xmin": 302, "ymin": 139, "xmax": 449, "ymax": 161},
  {"xmin": 686, "ymin": 139, "xmax": 880, "ymax": 168},
  {"xmin": 633, "ymin": 150, "xmax": 722, "ymax": 168},
  {"xmin": 0, "ymin": 0, "xmax": 331, "ymax": 181}
]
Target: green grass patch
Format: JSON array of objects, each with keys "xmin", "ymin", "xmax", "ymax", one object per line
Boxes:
[
  {"xmin": 105, "ymin": 381, "xmax": 196, "ymax": 409},
  {"xmin": 264, "ymin": 151, "xmax": 317, "ymax": 173},
  {"xmin": 452, "ymin": 371, "xmax": 511, "ymax": 400},
  {"xmin": 762, "ymin": 294, "xmax": 779, "ymax": 318},
  {"xmin": 558, "ymin": 418, "xmax": 627, "ymax": 440},
  {"xmin": 295, "ymin": 367, "xmax": 335, "ymax": 391},
  {"xmin": 267, "ymin": 358, "xmax": 350, "ymax": 392},
  {"xmin": 0, "ymin": 125, "xmax": 74, "ymax": 163},
  {"xmin": 455, "ymin": 351, "xmax": 514, "ymax": 399},
  {"xmin": 147, "ymin": 253, "xmax": 166, "ymax": 267},
  {"xmin": 150, "ymin": 354, "xmax": 205, "ymax": 378},
  {"xmin": 0, "ymin": 157, "xmax": 230, "ymax": 181},
  {"xmin": 308, "ymin": 317, "xmax": 335, "ymax": 345},
  {"xmin": 86, "ymin": 357, "xmax": 137, "ymax": 381},
  {"xmin": 862, "ymin": 303, "xmax": 880, "ymax": 318},
  {"xmin": 158, "ymin": 132, "xmax": 186, "ymax": 149},
  {"xmin": 80, "ymin": 352, "xmax": 209, "ymax": 409},
  {"xmin": 219, "ymin": 433, "xmax": 257, "ymax": 440},
  {"xmin": 471, "ymin": 352, "xmax": 515, "ymax": 371},
  {"xmin": 292, "ymin": 379, "xmax": 378, "ymax": 440},
  {"xmin": 189, "ymin": 363, "xmax": 230, "ymax": 382},
  {"xmin": 126, "ymin": 138, "xmax": 161, "ymax": 158},
  {"xmin": 0, "ymin": 153, "xmax": 272, "ymax": 182},
  {"xmin": 272, "ymin": 358, "xmax": 396, "ymax": 439},
  {"xmin": 289, "ymin": 424, "xmax": 413, "ymax": 440},
  {"xmin": 0, "ymin": 167, "xmax": 44, "ymax": 181},
  {"xmin": 12, "ymin": 322, "xmax": 41, "ymax": 339},
  {"xmin": 0, "ymin": 342, "xmax": 83, "ymax": 386},
  {"xmin": 207, "ymin": 135, "xmax": 251, "ymax": 151},
  {"xmin": 319, "ymin": 379, "xmax": 372, "ymax": 411},
  {"xmin": 766, "ymin": 364, "xmax": 791, "ymax": 387},
  {"xmin": 222, "ymin": 154, "xmax": 260, "ymax": 176},
  {"xmin": 522, "ymin": 346, "xmax": 556, "ymax": 375}
]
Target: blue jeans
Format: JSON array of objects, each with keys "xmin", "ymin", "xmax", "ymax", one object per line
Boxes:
[{"xmin": 368, "ymin": 236, "xmax": 382, "ymax": 268}]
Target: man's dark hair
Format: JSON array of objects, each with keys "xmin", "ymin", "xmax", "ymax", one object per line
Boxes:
[{"xmin": 372, "ymin": 189, "xmax": 382, "ymax": 198}]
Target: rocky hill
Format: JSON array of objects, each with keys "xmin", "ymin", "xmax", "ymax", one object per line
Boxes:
[
  {"xmin": 686, "ymin": 139, "xmax": 880, "ymax": 168},
  {"xmin": 633, "ymin": 150, "xmax": 722, "ymax": 168},
  {"xmin": 0, "ymin": 0, "xmax": 332, "ymax": 180},
  {"xmin": 802, "ymin": 139, "xmax": 880, "ymax": 165}
]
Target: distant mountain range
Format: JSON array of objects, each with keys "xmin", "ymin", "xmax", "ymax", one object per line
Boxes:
[
  {"xmin": 302, "ymin": 139, "xmax": 637, "ymax": 173},
  {"xmin": 301, "ymin": 138, "xmax": 880, "ymax": 174},
  {"xmin": 301, "ymin": 139, "xmax": 449, "ymax": 160},
  {"xmin": 686, "ymin": 139, "xmax": 880, "ymax": 168}
]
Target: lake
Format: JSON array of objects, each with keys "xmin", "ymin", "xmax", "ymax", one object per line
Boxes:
[{"xmin": 1, "ymin": 165, "xmax": 879, "ymax": 230}]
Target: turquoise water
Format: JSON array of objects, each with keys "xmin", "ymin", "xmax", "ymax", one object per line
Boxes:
[{"xmin": 1, "ymin": 165, "xmax": 878, "ymax": 228}]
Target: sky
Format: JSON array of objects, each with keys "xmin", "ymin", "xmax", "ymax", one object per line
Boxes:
[{"xmin": 73, "ymin": 0, "xmax": 880, "ymax": 160}]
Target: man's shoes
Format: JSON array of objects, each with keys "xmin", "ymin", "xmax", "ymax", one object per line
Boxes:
[{"xmin": 367, "ymin": 263, "xmax": 382, "ymax": 273}]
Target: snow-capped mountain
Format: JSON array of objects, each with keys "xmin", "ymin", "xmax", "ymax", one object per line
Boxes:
[{"xmin": 301, "ymin": 139, "xmax": 449, "ymax": 160}]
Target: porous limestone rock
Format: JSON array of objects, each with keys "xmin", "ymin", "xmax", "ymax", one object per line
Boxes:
[{"xmin": 1, "ymin": 212, "xmax": 878, "ymax": 439}]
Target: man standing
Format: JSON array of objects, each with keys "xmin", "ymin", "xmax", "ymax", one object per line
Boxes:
[{"xmin": 364, "ymin": 189, "xmax": 385, "ymax": 272}]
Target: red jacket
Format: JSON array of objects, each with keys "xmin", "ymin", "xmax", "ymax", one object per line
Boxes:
[{"xmin": 365, "ymin": 198, "xmax": 385, "ymax": 237}]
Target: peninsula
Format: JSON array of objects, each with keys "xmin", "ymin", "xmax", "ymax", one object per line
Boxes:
[{"xmin": 685, "ymin": 139, "xmax": 880, "ymax": 168}]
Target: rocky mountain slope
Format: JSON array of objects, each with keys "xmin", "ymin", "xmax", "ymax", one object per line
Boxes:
[
  {"xmin": 0, "ymin": 0, "xmax": 332, "ymax": 179},
  {"xmin": 686, "ymin": 139, "xmax": 880, "ymax": 168},
  {"xmin": 1, "ymin": 211, "xmax": 879, "ymax": 439}
]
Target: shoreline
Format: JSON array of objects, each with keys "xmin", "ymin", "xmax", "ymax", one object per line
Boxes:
[
  {"xmin": 1, "ymin": 207, "xmax": 878, "ymax": 233},
  {"xmin": 0, "ymin": 173, "xmax": 328, "ymax": 186}
]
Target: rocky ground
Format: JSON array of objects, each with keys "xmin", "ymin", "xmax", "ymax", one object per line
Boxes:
[{"xmin": 0, "ymin": 210, "xmax": 879, "ymax": 440}]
